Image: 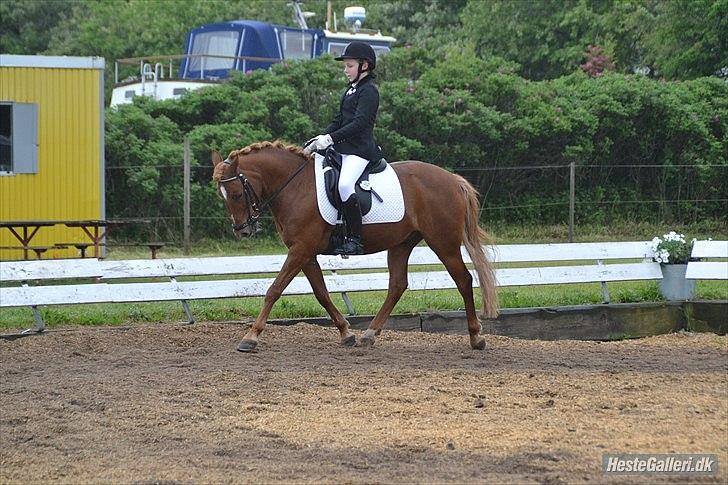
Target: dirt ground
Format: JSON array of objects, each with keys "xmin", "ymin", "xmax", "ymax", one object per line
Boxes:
[{"xmin": 0, "ymin": 322, "xmax": 726, "ymax": 484}]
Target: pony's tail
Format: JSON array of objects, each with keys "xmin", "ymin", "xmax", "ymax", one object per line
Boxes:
[{"xmin": 459, "ymin": 177, "xmax": 499, "ymax": 318}]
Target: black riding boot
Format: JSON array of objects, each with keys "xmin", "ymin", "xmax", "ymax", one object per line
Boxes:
[{"xmin": 335, "ymin": 194, "xmax": 364, "ymax": 255}]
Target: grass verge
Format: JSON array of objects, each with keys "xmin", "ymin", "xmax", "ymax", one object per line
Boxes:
[{"xmin": 1, "ymin": 280, "xmax": 725, "ymax": 331}]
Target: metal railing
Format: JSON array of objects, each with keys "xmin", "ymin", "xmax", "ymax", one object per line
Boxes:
[{"xmin": 114, "ymin": 54, "xmax": 282, "ymax": 83}]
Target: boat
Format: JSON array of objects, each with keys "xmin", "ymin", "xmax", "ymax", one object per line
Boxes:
[{"xmin": 110, "ymin": 1, "xmax": 395, "ymax": 107}]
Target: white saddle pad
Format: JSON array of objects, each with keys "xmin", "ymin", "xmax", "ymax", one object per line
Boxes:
[{"xmin": 314, "ymin": 153, "xmax": 405, "ymax": 225}]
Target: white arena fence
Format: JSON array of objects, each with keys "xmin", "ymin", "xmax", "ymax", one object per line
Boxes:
[{"xmin": 1, "ymin": 241, "xmax": 725, "ymax": 333}]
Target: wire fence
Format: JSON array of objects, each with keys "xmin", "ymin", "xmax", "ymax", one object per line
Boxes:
[{"xmin": 104, "ymin": 162, "xmax": 728, "ymax": 243}]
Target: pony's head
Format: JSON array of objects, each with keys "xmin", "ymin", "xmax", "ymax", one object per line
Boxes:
[
  {"xmin": 212, "ymin": 141, "xmax": 312, "ymax": 239},
  {"xmin": 211, "ymin": 149, "xmax": 261, "ymax": 238}
]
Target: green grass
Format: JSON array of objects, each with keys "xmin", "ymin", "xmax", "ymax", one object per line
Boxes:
[
  {"xmin": 1, "ymin": 280, "xmax": 725, "ymax": 331},
  {"xmin": 483, "ymin": 220, "xmax": 725, "ymax": 244},
  {"xmin": 1, "ymin": 221, "xmax": 726, "ymax": 331}
]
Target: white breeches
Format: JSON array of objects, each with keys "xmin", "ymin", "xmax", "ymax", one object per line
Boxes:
[{"xmin": 338, "ymin": 154, "xmax": 369, "ymax": 202}]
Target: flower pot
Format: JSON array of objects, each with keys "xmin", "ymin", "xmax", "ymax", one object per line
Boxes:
[{"xmin": 659, "ymin": 264, "xmax": 695, "ymax": 301}]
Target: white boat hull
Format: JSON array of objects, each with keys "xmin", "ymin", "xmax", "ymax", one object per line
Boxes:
[{"xmin": 110, "ymin": 79, "xmax": 219, "ymax": 107}]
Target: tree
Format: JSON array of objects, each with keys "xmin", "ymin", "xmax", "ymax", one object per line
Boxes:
[
  {"xmin": 461, "ymin": 0, "xmax": 662, "ymax": 80},
  {"xmin": 643, "ymin": 0, "xmax": 728, "ymax": 79},
  {"xmin": 366, "ymin": 0, "xmax": 469, "ymax": 51},
  {"xmin": 0, "ymin": 0, "xmax": 77, "ymax": 54},
  {"xmin": 462, "ymin": 0, "xmax": 596, "ymax": 79}
]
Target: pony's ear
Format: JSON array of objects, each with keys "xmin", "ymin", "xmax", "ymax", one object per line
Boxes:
[{"xmin": 211, "ymin": 150, "xmax": 224, "ymax": 167}]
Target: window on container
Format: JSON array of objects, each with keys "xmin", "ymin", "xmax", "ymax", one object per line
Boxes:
[
  {"xmin": 327, "ymin": 42, "xmax": 348, "ymax": 58},
  {"xmin": 327, "ymin": 42, "xmax": 391, "ymax": 59},
  {"xmin": 0, "ymin": 105, "xmax": 10, "ymax": 172},
  {"xmin": 371, "ymin": 45, "xmax": 391, "ymax": 57},
  {"xmin": 0, "ymin": 103, "xmax": 38, "ymax": 174},
  {"xmin": 189, "ymin": 30, "xmax": 240, "ymax": 72},
  {"xmin": 279, "ymin": 30, "xmax": 313, "ymax": 59}
]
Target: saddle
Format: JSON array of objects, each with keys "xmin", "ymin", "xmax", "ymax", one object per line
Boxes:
[{"xmin": 320, "ymin": 147, "xmax": 388, "ymax": 216}]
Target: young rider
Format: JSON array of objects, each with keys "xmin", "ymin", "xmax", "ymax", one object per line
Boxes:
[{"xmin": 304, "ymin": 41, "xmax": 383, "ymax": 255}]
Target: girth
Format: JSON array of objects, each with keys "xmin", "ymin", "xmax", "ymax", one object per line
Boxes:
[{"xmin": 321, "ymin": 147, "xmax": 387, "ymax": 216}]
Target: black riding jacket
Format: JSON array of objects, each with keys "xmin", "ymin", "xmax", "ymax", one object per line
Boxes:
[{"xmin": 325, "ymin": 75, "xmax": 383, "ymax": 161}]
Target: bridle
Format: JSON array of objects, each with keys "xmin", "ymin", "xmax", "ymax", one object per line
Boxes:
[{"xmin": 218, "ymin": 157, "xmax": 309, "ymax": 232}]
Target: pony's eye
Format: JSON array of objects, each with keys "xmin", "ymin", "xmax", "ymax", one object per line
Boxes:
[{"xmin": 231, "ymin": 192, "xmax": 243, "ymax": 201}]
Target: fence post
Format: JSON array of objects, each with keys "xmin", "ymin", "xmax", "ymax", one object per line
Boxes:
[
  {"xmin": 569, "ymin": 162, "xmax": 575, "ymax": 243},
  {"xmin": 183, "ymin": 137, "xmax": 191, "ymax": 255}
]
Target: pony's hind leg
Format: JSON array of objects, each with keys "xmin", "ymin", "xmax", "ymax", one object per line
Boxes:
[
  {"xmin": 428, "ymin": 242, "xmax": 486, "ymax": 350},
  {"xmin": 301, "ymin": 258, "xmax": 356, "ymax": 346},
  {"xmin": 359, "ymin": 235, "xmax": 422, "ymax": 347}
]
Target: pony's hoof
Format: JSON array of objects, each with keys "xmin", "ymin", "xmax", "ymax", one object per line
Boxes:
[
  {"xmin": 341, "ymin": 334, "xmax": 357, "ymax": 347},
  {"xmin": 471, "ymin": 337, "xmax": 486, "ymax": 350},
  {"xmin": 237, "ymin": 339, "xmax": 258, "ymax": 353},
  {"xmin": 358, "ymin": 336, "xmax": 375, "ymax": 348}
]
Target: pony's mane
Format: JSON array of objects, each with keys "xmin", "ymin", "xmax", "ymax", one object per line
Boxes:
[
  {"xmin": 213, "ymin": 140, "xmax": 311, "ymax": 181},
  {"xmin": 231, "ymin": 140, "xmax": 311, "ymax": 162}
]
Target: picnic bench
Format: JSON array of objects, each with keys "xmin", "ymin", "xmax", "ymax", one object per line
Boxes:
[
  {"xmin": 0, "ymin": 219, "xmax": 157, "ymax": 260},
  {"xmin": 0, "ymin": 245, "xmax": 69, "ymax": 259},
  {"xmin": 53, "ymin": 242, "xmax": 95, "ymax": 258},
  {"xmin": 106, "ymin": 241, "xmax": 168, "ymax": 259},
  {"xmin": 1, "ymin": 240, "xmax": 685, "ymax": 334},
  {"xmin": 0, "ymin": 219, "xmax": 107, "ymax": 259}
]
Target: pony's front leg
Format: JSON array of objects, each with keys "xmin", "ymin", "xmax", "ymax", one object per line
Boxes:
[
  {"xmin": 300, "ymin": 258, "xmax": 356, "ymax": 347},
  {"xmin": 238, "ymin": 252, "xmax": 310, "ymax": 353}
]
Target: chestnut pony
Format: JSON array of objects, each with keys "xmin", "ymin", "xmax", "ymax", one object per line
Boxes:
[{"xmin": 212, "ymin": 141, "xmax": 498, "ymax": 352}]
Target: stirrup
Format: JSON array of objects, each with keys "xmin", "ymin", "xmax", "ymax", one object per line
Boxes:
[{"xmin": 334, "ymin": 238, "xmax": 363, "ymax": 256}]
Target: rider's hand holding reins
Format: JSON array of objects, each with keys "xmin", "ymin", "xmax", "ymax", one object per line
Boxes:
[{"xmin": 303, "ymin": 134, "xmax": 333, "ymax": 154}]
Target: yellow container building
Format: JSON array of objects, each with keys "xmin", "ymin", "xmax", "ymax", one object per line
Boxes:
[{"xmin": 0, "ymin": 55, "xmax": 105, "ymax": 260}]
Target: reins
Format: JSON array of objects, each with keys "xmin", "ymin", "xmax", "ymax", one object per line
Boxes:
[{"xmin": 218, "ymin": 157, "xmax": 310, "ymax": 232}]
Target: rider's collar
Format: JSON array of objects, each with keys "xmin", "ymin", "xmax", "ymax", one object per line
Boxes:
[{"xmin": 349, "ymin": 74, "xmax": 371, "ymax": 88}]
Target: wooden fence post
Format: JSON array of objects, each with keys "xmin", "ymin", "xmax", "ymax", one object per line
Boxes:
[
  {"xmin": 183, "ymin": 137, "xmax": 191, "ymax": 254},
  {"xmin": 569, "ymin": 162, "xmax": 575, "ymax": 243}
]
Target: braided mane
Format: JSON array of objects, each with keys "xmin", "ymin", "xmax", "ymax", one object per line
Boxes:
[
  {"xmin": 213, "ymin": 140, "xmax": 311, "ymax": 181},
  {"xmin": 230, "ymin": 140, "xmax": 311, "ymax": 161}
]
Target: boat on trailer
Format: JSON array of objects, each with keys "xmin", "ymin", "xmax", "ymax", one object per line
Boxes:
[{"xmin": 110, "ymin": 2, "xmax": 395, "ymax": 107}]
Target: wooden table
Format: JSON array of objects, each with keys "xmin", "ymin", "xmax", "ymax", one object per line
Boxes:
[
  {"xmin": 0, "ymin": 220, "xmax": 107, "ymax": 259},
  {"xmin": 63, "ymin": 220, "xmax": 108, "ymax": 258},
  {"xmin": 0, "ymin": 220, "xmax": 59, "ymax": 260}
]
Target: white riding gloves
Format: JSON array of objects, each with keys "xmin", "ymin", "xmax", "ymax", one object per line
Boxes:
[{"xmin": 303, "ymin": 134, "xmax": 333, "ymax": 154}]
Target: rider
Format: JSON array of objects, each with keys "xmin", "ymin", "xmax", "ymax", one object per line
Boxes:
[{"xmin": 304, "ymin": 41, "xmax": 383, "ymax": 255}]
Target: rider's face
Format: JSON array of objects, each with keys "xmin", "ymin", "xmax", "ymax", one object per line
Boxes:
[{"xmin": 344, "ymin": 59, "xmax": 367, "ymax": 82}]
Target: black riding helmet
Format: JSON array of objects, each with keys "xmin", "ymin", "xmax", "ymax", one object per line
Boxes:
[{"xmin": 335, "ymin": 42, "xmax": 376, "ymax": 82}]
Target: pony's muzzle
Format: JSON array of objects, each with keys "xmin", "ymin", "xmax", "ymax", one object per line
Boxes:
[
  {"xmin": 233, "ymin": 222, "xmax": 259, "ymax": 239},
  {"xmin": 233, "ymin": 226, "xmax": 252, "ymax": 239}
]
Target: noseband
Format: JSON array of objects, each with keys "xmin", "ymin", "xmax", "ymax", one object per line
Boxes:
[{"xmin": 218, "ymin": 157, "xmax": 310, "ymax": 232}]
